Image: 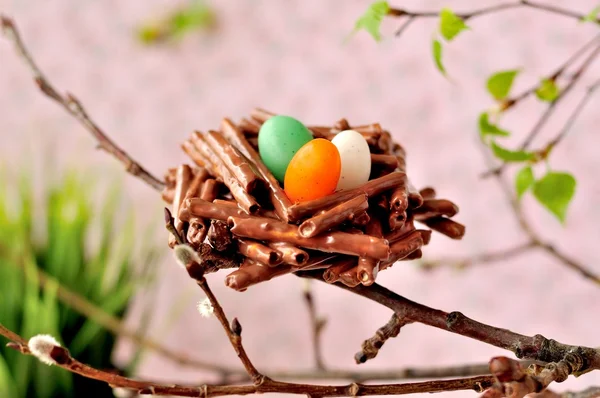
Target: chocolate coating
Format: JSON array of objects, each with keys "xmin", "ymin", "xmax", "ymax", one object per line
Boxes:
[
  {"xmin": 221, "ymin": 118, "xmax": 291, "ymax": 221},
  {"xmin": 288, "ymin": 172, "xmax": 407, "ymax": 222},
  {"xmin": 227, "ymin": 216, "xmax": 391, "ymax": 260},
  {"xmin": 298, "ymin": 194, "xmax": 369, "ymax": 238}
]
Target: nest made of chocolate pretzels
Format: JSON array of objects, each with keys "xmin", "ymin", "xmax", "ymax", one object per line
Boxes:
[{"xmin": 162, "ymin": 108, "xmax": 465, "ymax": 291}]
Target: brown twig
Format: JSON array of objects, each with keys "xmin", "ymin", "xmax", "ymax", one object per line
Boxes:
[
  {"xmin": 420, "ymin": 241, "xmax": 536, "ymax": 270},
  {"xmin": 355, "ymin": 314, "xmax": 406, "ymax": 364},
  {"xmin": 544, "ymin": 78, "xmax": 600, "ymax": 152},
  {"xmin": 0, "ymin": 16, "xmax": 164, "ymax": 191},
  {"xmin": 482, "ymin": 36, "xmax": 600, "ymax": 178},
  {"xmin": 303, "ymin": 281, "xmax": 327, "ymax": 370},
  {"xmin": 481, "ymin": 356, "xmax": 583, "ymax": 398},
  {"xmin": 300, "ymin": 272, "xmax": 600, "ymax": 375},
  {"xmin": 388, "ymin": 1, "xmax": 598, "ymax": 38},
  {"xmin": 0, "ymin": 324, "xmax": 501, "ymax": 397}
]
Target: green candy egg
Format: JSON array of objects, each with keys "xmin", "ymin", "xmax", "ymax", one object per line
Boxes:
[{"xmin": 258, "ymin": 115, "xmax": 313, "ymax": 182}]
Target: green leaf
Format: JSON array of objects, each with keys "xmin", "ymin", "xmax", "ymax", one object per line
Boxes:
[
  {"xmin": 581, "ymin": 5, "xmax": 600, "ymax": 23},
  {"xmin": 432, "ymin": 39, "xmax": 446, "ymax": 75},
  {"xmin": 532, "ymin": 171, "xmax": 576, "ymax": 223},
  {"xmin": 353, "ymin": 1, "xmax": 390, "ymax": 41},
  {"xmin": 535, "ymin": 78, "xmax": 559, "ymax": 102},
  {"xmin": 490, "ymin": 141, "xmax": 536, "ymax": 162},
  {"xmin": 487, "ymin": 70, "xmax": 520, "ymax": 100},
  {"xmin": 515, "ymin": 165, "xmax": 535, "ymax": 200},
  {"xmin": 439, "ymin": 8, "xmax": 469, "ymax": 41},
  {"xmin": 479, "ymin": 112, "xmax": 510, "ymax": 140},
  {"xmin": 169, "ymin": 2, "xmax": 216, "ymax": 37}
]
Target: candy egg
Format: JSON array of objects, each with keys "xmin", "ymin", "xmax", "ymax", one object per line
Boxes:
[
  {"xmin": 331, "ymin": 130, "xmax": 371, "ymax": 190},
  {"xmin": 284, "ymin": 139, "xmax": 341, "ymax": 203},
  {"xmin": 258, "ymin": 115, "xmax": 313, "ymax": 182}
]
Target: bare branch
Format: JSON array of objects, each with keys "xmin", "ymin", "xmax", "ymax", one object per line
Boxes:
[
  {"xmin": 481, "ymin": 356, "xmax": 584, "ymax": 397},
  {"xmin": 0, "ymin": 15, "xmax": 165, "ymax": 191},
  {"xmin": 0, "ymin": 323, "xmax": 496, "ymax": 396},
  {"xmin": 421, "ymin": 241, "xmax": 536, "ymax": 270},
  {"xmin": 300, "ymin": 272, "xmax": 600, "ymax": 375},
  {"xmin": 355, "ymin": 314, "xmax": 406, "ymax": 364},
  {"xmin": 303, "ymin": 281, "xmax": 327, "ymax": 370}
]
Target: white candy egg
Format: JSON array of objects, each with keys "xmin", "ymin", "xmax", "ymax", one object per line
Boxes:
[{"xmin": 331, "ymin": 130, "xmax": 371, "ymax": 191}]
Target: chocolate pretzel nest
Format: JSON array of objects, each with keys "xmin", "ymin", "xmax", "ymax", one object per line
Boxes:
[{"xmin": 162, "ymin": 108, "xmax": 464, "ymax": 291}]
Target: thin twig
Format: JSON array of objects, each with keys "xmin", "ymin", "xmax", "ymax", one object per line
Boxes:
[
  {"xmin": 388, "ymin": 1, "xmax": 597, "ymax": 38},
  {"xmin": 0, "ymin": 15, "xmax": 164, "ymax": 191},
  {"xmin": 303, "ymin": 281, "xmax": 327, "ymax": 370},
  {"xmin": 2, "ymin": 251, "xmax": 237, "ymax": 374},
  {"xmin": 421, "ymin": 241, "xmax": 537, "ymax": 270},
  {"xmin": 545, "ymin": 78, "xmax": 600, "ymax": 151},
  {"xmin": 0, "ymin": 324, "xmax": 501, "ymax": 398},
  {"xmin": 482, "ymin": 37, "xmax": 600, "ymax": 178},
  {"xmin": 300, "ymin": 271, "xmax": 600, "ymax": 374}
]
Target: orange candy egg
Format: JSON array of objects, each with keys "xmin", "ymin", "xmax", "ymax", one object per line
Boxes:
[{"xmin": 284, "ymin": 139, "xmax": 341, "ymax": 203}]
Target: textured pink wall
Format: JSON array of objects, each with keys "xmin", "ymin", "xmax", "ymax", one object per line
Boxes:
[{"xmin": 1, "ymin": 0, "xmax": 600, "ymax": 396}]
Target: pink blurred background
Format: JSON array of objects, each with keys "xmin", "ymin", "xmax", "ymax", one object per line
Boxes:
[{"xmin": 1, "ymin": 0, "xmax": 600, "ymax": 396}]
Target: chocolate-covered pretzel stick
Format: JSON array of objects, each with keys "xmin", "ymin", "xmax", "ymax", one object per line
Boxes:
[
  {"xmin": 213, "ymin": 199, "xmax": 279, "ymax": 219},
  {"xmin": 183, "ymin": 198, "xmax": 250, "ymax": 223},
  {"xmin": 161, "ymin": 189, "xmax": 174, "ymax": 204},
  {"xmin": 200, "ymin": 179, "xmax": 220, "ymax": 202},
  {"xmin": 388, "ymin": 209, "xmax": 407, "ymax": 231},
  {"xmin": 239, "ymin": 118, "xmax": 260, "ymax": 135},
  {"xmin": 413, "ymin": 199, "xmax": 459, "ymax": 220},
  {"xmin": 338, "ymin": 265, "xmax": 362, "ymax": 287},
  {"xmin": 419, "ymin": 187, "xmax": 436, "ymax": 200},
  {"xmin": 191, "ymin": 132, "xmax": 259, "ymax": 214},
  {"xmin": 269, "ymin": 242, "xmax": 309, "ymax": 267},
  {"xmin": 390, "ymin": 178, "xmax": 409, "ymax": 212},
  {"xmin": 288, "ymin": 172, "xmax": 406, "ymax": 222},
  {"xmin": 204, "ymin": 130, "xmax": 263, "ymax": 194},
  {"xmin": 356, "ymin": 216, "xmax": 384, "ymax": 286},
  {"xmin": 323, "ymin": 257, "xmax": 358, "ymax": 284},
  {"xmin": 227, "ymin": 216, "xmax": 391, "ymax": 260},
  {"xmin": 379, "ymin": 249, "xmax": 423, "ymax": 272},
  {"xmin": 371, "ymin": 154, "xmax": 399, "ymax": 170},
  {"xmin": 407, "ymin": 180, "xmax": 424, "ymax": 209},
  {"xmin": 225, "ymin": 258, "xmax": 292, "ymax": 291},
  {"xmin": 249, "ymin": 108, "xmax": 275, "ymax": 123},
  {"xmin": 186, "ymin": 168, "xmax": 210, "ymax": 200},
  {"xmin": 389, "ymin": 230, "xmax": 427, "ymax": 261},
  {"xmin": 421, "ymin": 217, "xmax": 465, "ymax": 240},
  {"xmin": 168, "ymin": 165, "xmax": 193, "ymax": 248},
  {"xmin": 353, "ymin": 123, "xmax": 383, "ymax": 134},
  {"xmin": 184, "ymin": 170, "xmax": 212, "ymax": 247},
  {"xmin": 351, "ymin": 211, "xmax": 371, "ymax": 227},
  {"xmin": 385, "ymin": 216, "xmax": 416, "ymax": 243},
  {"xmin": 307, "ymin": 126, "xmax": 335, "ymax": 139},
  {"xmin": 377, "ymin": 131, "xmax": 393, "ymax": 154},
  {"xmin": 221, "ymin": 118, "xmax": 291, "ymax": 221},
  {"xmin": 165, "ymin": 167, "xmax": 177, "ymax": 188},
  {"xmin": 181, "ymin": 141, "xmax": 212, "ymax": 171},
  {"xmin": 238, "ymin": 238, "xmax": 282, "ymax": 267},
  {"xmin": 333, "ymin": 118, "xmax": 351, "ymax": 131},
  {"xmin": 298, "ymin": 194, "xmax": 369, "ymax": 238}
]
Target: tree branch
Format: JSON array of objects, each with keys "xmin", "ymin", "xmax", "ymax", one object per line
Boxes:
[
  {"xmin": 302, "ymin": 281, "xmax": 327, "ymax": 370},
  {"xmin": 421, "ymin": 241, "xmax": 537, "ymax": 271},
  {"xmin": 300, "ymin": 272, "xmax": 600, "ymax": 376},
  {"xmin": 482, "ymin": 36, "xmax": 600, "ymax": 178},
  {"xmin": 0, "ymin": 15, "xmax": 165, "ymax": 191},
  {"xmin": 388, "ymin": 1, "xmax": 598, "ymax": 38}
]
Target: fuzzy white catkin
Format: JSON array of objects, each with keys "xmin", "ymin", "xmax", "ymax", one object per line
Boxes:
[
  {"xmin": 28, "ymin": 334, "xmax": 61, "ymax": 366},
  {"xmin": 197, "ymin": 298, "xmax": 214, "ymax": 318},
  {"xmin": 173, "ymin": 244, "xmax": 201, "ymax": 268}
]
